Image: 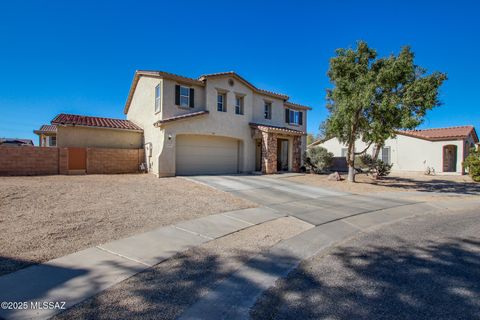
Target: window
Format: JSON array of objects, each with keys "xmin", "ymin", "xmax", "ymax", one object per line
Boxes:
[
  {"xmin": 341, "ymin": 148, "xmax": 348, "ymax": 157},
  {"xmin": 217, "ymin": 93, "xmax": 226, "ymax": 112},
  {"xmin": 235, "ymin": 96, "xmax": 244, "ymax": 115},
  {"xmin": 180, "ymin": 86, "xmax": 190, "ymax": 107},
  {"xmin": 381, "ymin": 147, "xmax": 391, "ymax": 164},
  {"xmin": 285, "ymin": 108, "xmax": 303, "ymax": 125},
  {"xmin": 50, "ymin": 136, "xmax": 56, "ymax": 147},
  {"xmin": 155, "ymin": 84, "xmax": 161, "ymax": 113},
  {"xmin": 264, "ymin": 102, "xmax": 272, "ymax": 119}
]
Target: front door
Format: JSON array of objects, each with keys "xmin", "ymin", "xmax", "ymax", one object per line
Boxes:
[
  {"xmin": 255, "ymin": 139, "xmax": 262, "ymax": 172},
  {"xmin": 277, "ymin": 139, "xmax": 289, "ymax": 171},
  {"xmin": 442, "ymin": 145, "xmax": 457, "ymax": 172}
]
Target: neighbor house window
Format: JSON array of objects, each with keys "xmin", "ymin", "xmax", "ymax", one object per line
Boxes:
[
  {"xmin": 381, "ymin": 147, "xmax": 391, "ymax": 164},
  {"xmin": 155, "ymin": 84, "xmax": 162, "ymax": 113},
  {"xmin": 341, "ymin": 148, "xmax": 348, "ymax": 157},
  {"xmin": 264, "ymin": 102, "xmax": 272, "ymax": 119},
  {"xmin": 235, "ymin": 96, "xmax": 244, "ymax": 115},
  {"xmin": 217, "ymin": 93, "xmax": 226, "ymax": 112},
  {"xmin": 285, "ymin": 108, "xmax": 303, "ymax": 125},
  {"xmin": 180, "ymin": 86, "xmax": 190, "ymax": 107}
]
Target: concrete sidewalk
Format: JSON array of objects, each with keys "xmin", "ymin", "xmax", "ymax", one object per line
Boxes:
[
  {"xmin": 0, "ymin": 207, "xmax": 284, "ymax": 320},
  {"xmin": 178, "ymin": 199, "xmax": 480, "ymax": 320}
]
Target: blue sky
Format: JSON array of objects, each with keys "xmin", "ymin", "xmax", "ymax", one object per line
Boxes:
[{"xmin": 0, "ymin": 0, "xmax": 479, "ymax": 144}]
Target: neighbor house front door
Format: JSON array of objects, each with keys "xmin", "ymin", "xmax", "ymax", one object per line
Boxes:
[{"xmin": 442, "ymin": 145, "xmax": 457, "ymax": 172}]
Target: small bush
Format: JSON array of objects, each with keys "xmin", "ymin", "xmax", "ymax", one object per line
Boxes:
[
  {"xmin": 464, "ymin": 148, "xmax": 480, "ymax": 182},
  {"xmin": 358, "ymin": 154, "xmax": 393, "ymax": 178},
  {"xmin": 304, "ymin": 147, "xmax": 334, "ymax": 173}
]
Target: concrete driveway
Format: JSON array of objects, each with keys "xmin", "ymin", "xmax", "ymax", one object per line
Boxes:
[{"xmin": 188, "ymin": 174, "xmax": 416, "ymax": 226}]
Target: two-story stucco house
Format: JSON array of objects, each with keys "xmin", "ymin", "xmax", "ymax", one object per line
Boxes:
[{"xmin": 124, "ymin": 70, "xmax": 311, "ymax": 177}]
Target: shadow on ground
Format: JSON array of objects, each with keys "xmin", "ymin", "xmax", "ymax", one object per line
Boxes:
[
  {"xmin": 52, "ymin": 248, "xmax": 298, "ymax": 320},
  {"xmin": 251, "ymin": 237, "xmax": 480, "ymax": 320},
  {"xmin": 362, "ymin": 176, "xmax": 480, "ymax": 195}
]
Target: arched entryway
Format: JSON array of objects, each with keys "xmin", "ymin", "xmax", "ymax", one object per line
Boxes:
[{"xmin": 442, "ymin": 145, "xmax": 457, "ymax": 172}]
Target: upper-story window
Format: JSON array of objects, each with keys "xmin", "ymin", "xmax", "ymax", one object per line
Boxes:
[
  {"xmin": 264, "ymin": 102, "xmax": 272, "ymax": 119},
  {"xmin": 175, "ymin": 85, "xmax": 195, "ymax": 108},
  {"xmin": 180, "ymin": 86, "xmax": 190, "ymax": 107},
  {"xmin": 217, "ymin": 93, "xmax": 226, "ymax": 112},
  {"xmin": 235, "ymin": 96, "xmax": 244, "ymax": 115},
  {"xmin": 285, "ymin": 108, "xmax": 303, "ymax": 125},
  {"xmin": 155, "ymin": 84, "xmax": 162, "ymax": 113},
  {"xmin": 50, "ymin": 136, "xmax": 56, "ymax": 147}
]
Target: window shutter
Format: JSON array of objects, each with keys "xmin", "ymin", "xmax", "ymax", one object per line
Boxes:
[
  {"xmin": 285, "ymin": 109, "xmax": 290, "ymax": 123},
  {"xmin": 299, "ymin": 111, "xmax": 303, "ymax": 125},
  {"xmin": 175, "ymin": 85, "xmax": 180, "ymax": 105},
  {"xmin": 189, "ymin": 88, "xmax": 195, "ymax": 108}
]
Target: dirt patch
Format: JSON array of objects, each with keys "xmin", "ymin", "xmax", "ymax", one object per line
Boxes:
[
  {"xmin": 53, "ymin": 216, "xmax": 313, "ymax": 320},
  {"xmin": 0, "ymin": 174, "xmax": 256, "ymax": 276},
  {"xmin": 285, "ymin": 172, "xmax": 480, "ymax": 195}
]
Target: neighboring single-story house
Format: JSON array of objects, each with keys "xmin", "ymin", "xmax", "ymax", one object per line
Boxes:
[
  {"xmin": 0, "ymin": 138, "xmax": 34, "ymax": 146},
  {"xmin": 125, "ymin": 70, "xmax": 311, "ymax": 177},
  {"xmin": 311, "ymin": 126, "xmax": 478, "ymax": 175},
  {"xmin": 34, "ymin": 114, "xmax": 143, "ymax": 149},
  {"xmin": 34, "ymin": 125, "xmax": 57, "ymax": 147}
]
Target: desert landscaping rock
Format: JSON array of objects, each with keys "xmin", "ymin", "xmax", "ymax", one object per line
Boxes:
[{"xmin": 0, "ymin": 175, "xmax": 255, "ymax": 276}]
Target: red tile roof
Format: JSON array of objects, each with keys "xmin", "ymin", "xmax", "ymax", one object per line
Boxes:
[
  {"xmin": 51, "ymin": 114, "xmax": 142, "ymax": 131},
  {"xmin": 398, "ymin": 126, "xmax": 478, "ymax": 142},
  {"xmin": 250, "ymin": 123, "xmax": 305, "ymax": 135},
  {"xmin": 34, "ymin": 124, "xmax": 57, "ymax": 134},
  {"xmin": 154, "ymin": 110, "xmax": 209, "ymax": 126}
]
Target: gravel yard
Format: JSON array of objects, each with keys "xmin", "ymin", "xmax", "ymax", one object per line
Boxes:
[
  {"xmin": 53, "ymin": 216, "xmax": 313, "ymax": 320},
  {"xmin": 0, "ymin": 174, "xmax": 255, "ymax": 276},
  {"xmin": 285, "ymin": 172, "xmax": 480, "ymax": 195}
]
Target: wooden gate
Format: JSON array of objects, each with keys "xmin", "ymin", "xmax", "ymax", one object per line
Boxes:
[{"xmin": 68, "ymin": 148, "xmax": 86, "ymax": 171}]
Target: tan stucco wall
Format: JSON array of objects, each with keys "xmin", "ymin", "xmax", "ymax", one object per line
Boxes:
[
  {"xmin": 319, "ymin": 134, "xmax": 469, "ymax": 174},
  {"xmin": 56, "ymin": 126, "xmax": 143, "ymax": 149},
  {"xmin": 126, "ymin": 74, "xmax": 308, "ymax": 176}
]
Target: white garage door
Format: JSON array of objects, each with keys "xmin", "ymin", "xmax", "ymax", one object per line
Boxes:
[{"xmin": 176, "ymin": 135, "xmax": 239, "ymax": 175}]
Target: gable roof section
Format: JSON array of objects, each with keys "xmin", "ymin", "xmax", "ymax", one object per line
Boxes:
[
  {"xmin": 51, "ymin": 113, "xmax": 142, "ymax": 132},
  {"xmin": 198, "ymin": 71, "xmax": 289, "ymax": 100},
  {"xmin": 123, "ymin": 70, "xmax": 311, "ymax": 114},
  {"xmin": 34, "ymin": 124, "xmax": 57, "ymax": 134},
  {"xmin": 398, "ymin": 125, "xmax": 478, "ymax": 142}
]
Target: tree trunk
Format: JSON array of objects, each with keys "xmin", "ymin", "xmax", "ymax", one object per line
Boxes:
[
  {"xmin": 372, "ymin": 144, "xmax": 382, "ymax": 161},
  {"xmin": 347, "ymin": 139, "xmax": 356, "ymax": 182}
]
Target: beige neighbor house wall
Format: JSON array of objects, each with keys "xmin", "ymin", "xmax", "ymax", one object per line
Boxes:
[
  {"xmin": 126, "ymin": 74, "xmax": 308, "ymax": 177},
  {"xmin": 56, "ymin": 126, "xmax": 143, "ymax": 149},
  {"xmin": 319, "ymin": 134, "xmax": 466, "ymax": 174}
]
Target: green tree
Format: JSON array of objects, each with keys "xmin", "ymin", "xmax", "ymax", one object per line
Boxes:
[
  {"xmin": 306, "ymin": 133, "xmax": 315, "ymax": 145},
  {"xmin": 323, "ymin": 41, "xmax": 446, "ymax": 182}
]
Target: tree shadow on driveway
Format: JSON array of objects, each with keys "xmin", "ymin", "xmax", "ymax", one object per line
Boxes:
[
  {"xmin": 251, "ymin": 237, "xmax": 480, "ymax": 320},
  {"xmin": 365, "ymin": 176, "xmax": 480, "ymax": 195}
]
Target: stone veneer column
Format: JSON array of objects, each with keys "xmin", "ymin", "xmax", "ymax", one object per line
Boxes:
[
  {"xmin": 292, "ymin": 135, "xmax": 302, "ymax": 172},
  {"xmin": 261, "ymin": 131, "xmax": 277, "ymax": 174}
]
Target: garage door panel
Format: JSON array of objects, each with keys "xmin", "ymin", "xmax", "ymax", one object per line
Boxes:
[{"xmin": 176, "ymin": 135, "xmax": 239, "ymax": 175}]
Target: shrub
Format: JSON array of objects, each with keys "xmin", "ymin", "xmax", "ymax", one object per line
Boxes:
[
  {"xmin": 358, "ymin": 154, "xmax": 393, "ymax": 178},
  {"xmin": 304, "ymin": 147, "xmax": 334, "ymax": 173},
  {"xmin": 464, "ymin": 148, "xmax": 480, "ymax": 182}
]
